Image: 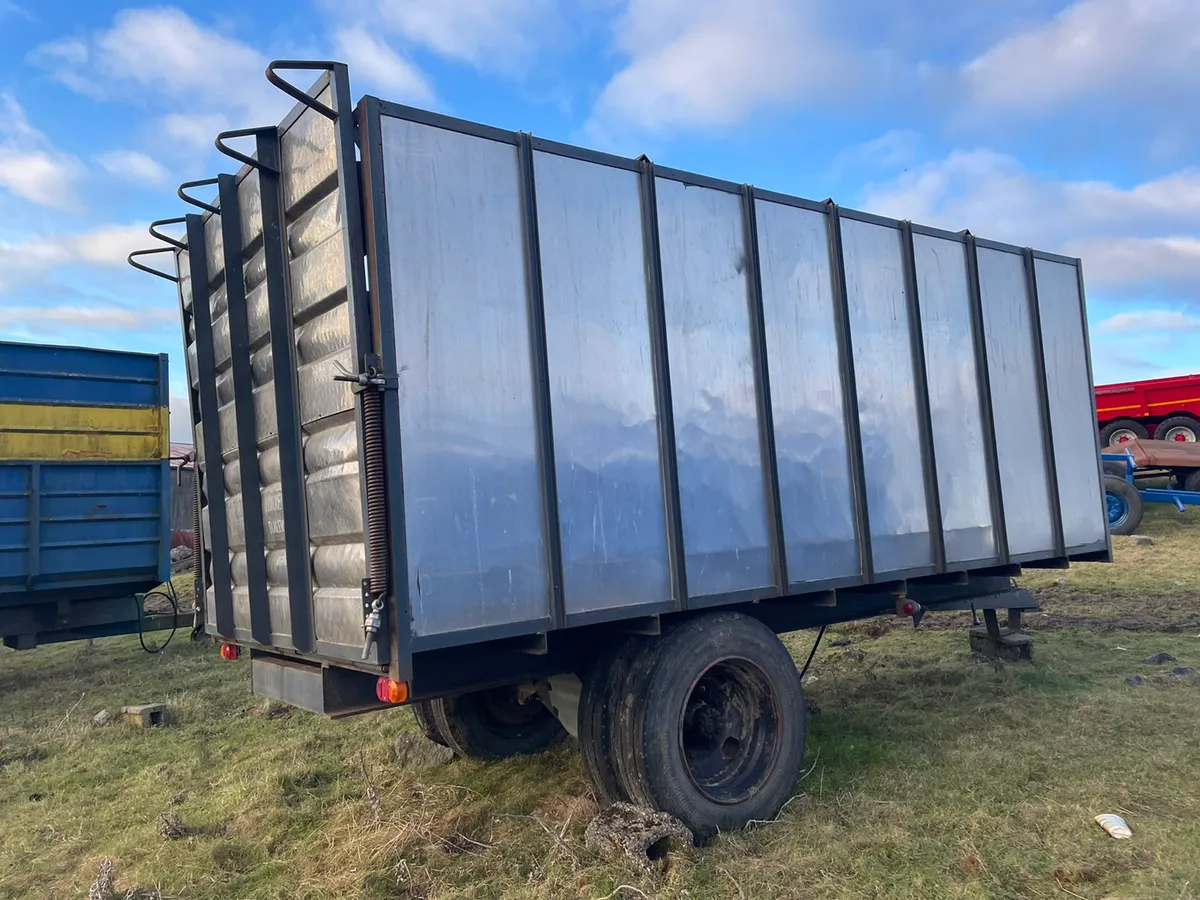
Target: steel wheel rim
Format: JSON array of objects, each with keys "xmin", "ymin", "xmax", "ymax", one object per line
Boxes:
[
  {"xmin": 1165, "ymin": 426, "xmax": 1197, "ymax": 442},
  {"xmin": 678, "ymin": 656, "xmax": 781, "ymax": 805},
  {"xmin": 1109, "ymin": 429, "xmax": 1138, "ymax": 445},
  {"xmin": 1107, "ymin": 491, "xmax": 1129, "ymax": 528}
]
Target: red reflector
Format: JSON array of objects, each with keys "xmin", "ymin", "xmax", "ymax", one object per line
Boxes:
[
  {"xmin": 902, "ymin": 601, "xmax": 916, "ymax": 616},
  {"xmin": 376, "ymin": 678, "xmax": 408, "ymax": 704},
  {"xmin": 220, "ymin": 643, "xmax": 240, "ymax": 660}
]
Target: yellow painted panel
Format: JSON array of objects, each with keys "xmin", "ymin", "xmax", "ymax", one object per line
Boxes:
[{"xmin": 0, "ymin": 402, "xmax": 166, "ymax": 461}]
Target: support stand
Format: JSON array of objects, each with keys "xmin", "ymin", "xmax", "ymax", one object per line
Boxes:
[{"xmin": 969, "ymin": 607, "xmax": 1032, "ymax": 661}]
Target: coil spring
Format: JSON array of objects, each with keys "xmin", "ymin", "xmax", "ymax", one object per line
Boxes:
[
  {"xmin": 362, "ymin": 386, "xmax": 388, "ymax": 595},
  {"xmin": 192, "ymin": 465, "xmax": 204, "ymax": 609}
]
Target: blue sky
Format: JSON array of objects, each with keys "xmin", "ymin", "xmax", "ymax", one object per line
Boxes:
[{"xmin": 1, "ymin": 0, "xmax": 1197, "ymax": 440}]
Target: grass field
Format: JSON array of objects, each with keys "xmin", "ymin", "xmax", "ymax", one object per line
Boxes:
[{"xmin": 2, "ymin": 507, "xmax": 1199, "ymax": 899}]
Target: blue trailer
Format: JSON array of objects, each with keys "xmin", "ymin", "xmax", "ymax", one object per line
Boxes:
[
  {"xmin": 1102, "ymin": 449, "xmax": 1200, "ymax": 535},
  {"xmin": 0, "ymin": 341, "xmax": 183, "ymax": 649}
]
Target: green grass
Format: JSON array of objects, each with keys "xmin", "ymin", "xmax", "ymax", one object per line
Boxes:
[{"xmin": 2, "ymin": 516, "xmax": 1200, "ymax": 899}]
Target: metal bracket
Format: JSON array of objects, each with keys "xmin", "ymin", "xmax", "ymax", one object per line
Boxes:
[
  {"xmin": 265, "ymin": 60, "xmax": 339, "ymax": 120},
  {"xmin": 215, "ymin": 128, "xmax": 279, "ymax": 173},
  {"xmin": 127, "ymin": 247, "xmax": 179, "ymax": 282},
  {"xmin": 149, "ymin": 217, "xmax": 188, "ymax": 250},
  {"xmin": 177, "ymin": 179, "xmax": 219, "ymax": 214},
  {"xmin": 333, "ymin": 353, "xmax": 398, "ymax": 393}
]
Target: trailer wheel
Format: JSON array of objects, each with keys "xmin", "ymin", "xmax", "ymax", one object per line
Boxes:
[
  {"xmin": 1104, "ymin": 474, "xmax": 1143, "ymax": 536},
  {"xmin": 615, "ymin": 612, "xmax": 807, "ymax": 839},
  {"xmin": 430, "ymin": 687, "xmax": 566, "ymax": 760},
  {"xmin": 579, "ymin": 636, "xmax": 648, "ymax": 806},
  {"xmin": 1100, "ymin": 419, "xmax": 1147, "ymax": 446},
  {"xmin": 1184, "ymin": 470, "xmax": 1200, "ymax": 493},
  {"xmin": 1102, "ymin": 460, "xmax": 1129, "ymax": 479},
  {"xmin": 1154, "ymin": 416, "xmax": 1200, "ymax": 443},
  {"xmin": 609, "ymin": 637, "xmax": 664, "ymax": 808},
  {"xmin": 410, "ymin": 700, "xmax": 448, "ymax": 747}
]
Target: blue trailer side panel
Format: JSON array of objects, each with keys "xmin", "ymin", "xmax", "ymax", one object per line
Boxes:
[{"xmin": 0, "ymin": 341, "xmax": 172, "ymax": 646}]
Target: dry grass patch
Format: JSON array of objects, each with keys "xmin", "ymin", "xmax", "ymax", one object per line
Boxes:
[{"xmin": 3, "ymin": 529, "xmax": 1200, "ymax": 898}]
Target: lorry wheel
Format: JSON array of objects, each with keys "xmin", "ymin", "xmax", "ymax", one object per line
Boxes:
[
  {"xmin": 578, "ymin": 636, "xmax": 648, "ymax": 806},
  {"xmin": 1100, "ymin": 419, "xmax": 1147, "ymax": 446},
  {"xmin": 1154, "ymin": 416, "xmax": 1200, "ymax": 443},
  {"xmin": 1104, "ymin": 474, "xmax": 1143, "ymax": 536},
  {"xmin": 614, "ymin": 612, "xmax": 807, "ymax": 840},
  {"xmin": 430, "ymin": 687, "xmax": 566, "ymax": 760},
  {"xmin": 410, "ymin": 700, "xmax": 448, "ymax": 747}
]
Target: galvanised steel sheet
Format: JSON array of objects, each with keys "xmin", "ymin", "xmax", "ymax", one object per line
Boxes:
[
  {"xmin": 977, "ymin": 247, "xmax": 1057, "ymax": 558},
  {"xmin": 1034, "ymin": 257, "xmax": 1108, "ymax": 551},
  {"xmin": 754, "ymin": 200, "xmax": 858, "ymax": 586},
  {"xmin": 911, "ymin": 234, "xmax": 996, "ymax": 564},
  {"xmin": 533, "ymin": 150, "xmax": 672, "ymax": 616}
]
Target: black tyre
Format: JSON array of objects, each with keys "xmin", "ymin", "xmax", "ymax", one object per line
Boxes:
[
  {"xmin": 410, "ymin": 700, "xmax": 447, "ymax": 747},
  {"xmin": 1104, "ymin": 474, "xmax": 1143, "ymax": 536},
  {"xmin": 578, "ymin": 636, "xmax": 648, "ymax": 806},
  {"xmin": 1100, "ymin": 419, "xmax": 1147, "ymax": 447},
  {"xmin": 615, "ymin": 612, "xmax": 807, "ymax": 839},
  {"xmin": 430, "ymin": 686, "xmax": 566, "ymax": 760},
  {"xmin": 1102, "ymin": 460, "xmax": 1129, "ymax": 478},
  {"xmin": 1184, "ymin": 470, "xmax": 1200, "ymax": 493},
  {"xmin": 609, "ymin": 637, "xmax": 663, "ymax": 808},
  {"xmin": 1154, "ymin": 416, "xmax": 1200, "ymax": 443}
]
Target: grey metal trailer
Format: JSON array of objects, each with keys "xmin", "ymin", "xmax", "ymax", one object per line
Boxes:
[{"xmin": 129, "ymin": 60, "xmax": 1110, "ymax": 836}]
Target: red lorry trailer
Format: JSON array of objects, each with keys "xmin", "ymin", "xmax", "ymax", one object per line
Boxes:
[{"xmin": 1096, "ymin": 373, "xmax": 1200, "ymax": 446}]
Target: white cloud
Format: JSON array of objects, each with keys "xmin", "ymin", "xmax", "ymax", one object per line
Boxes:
[
  {"xmin": 160, "ymin": 112, "xmax": 232, "ymax": 152},
  {"xmin": 0, "ymin": 93, "xmax": 85, "ymax": 211},
  {"xmin": 333, "ymin": 28, "xmax": 435, "ymax": 103},
  {"xmin": 1097, "ymin": 310, "xmax": 1200, "ymax": 334},
  {"xmin": 831, "ymin": 129, "xmax": 922, "ymax": 176},
  {"xmin": 861, "ymin": 149, "xmax": 1200, "ymax": 296},
  {"xmin": 590, "ymin": 0, "xmax": 849, "ymax": 135},
  {"xmin": 0, "ymin": 302, "xmax": 176, "ymax": 335},
  {"xmin": 963, "ymin": 0, "xmax": 1200, "ymax": 112},
  {"xmin": 32, "ymin": 8, "xmax": 288, "ymax": 132},
  {"xmin": 342, "ymin": 0, "xmax": 560, "ymax": 72},
  {"xmin": 96, "ymin": 150, "xmax": 171, "ymax": 186},
  {"xmin": 0, "ymin": 0, "xmax": 32, "ymax": 21},
  {"xmin": 0, "ymin": 222, "xmax": 153, "ymax": 293},
  {"xmin": 1068, "ymin": 236, "xmax": 1200, "ymax": 292}
]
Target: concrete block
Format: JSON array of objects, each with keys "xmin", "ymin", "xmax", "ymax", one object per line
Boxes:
[
  {"xmin": 121, "ymin": 703, "xmax": 169, "ymax": 728},
  {"xmin": 969, "ymin": 626, "xmax": 1033, "ymax": 662}
]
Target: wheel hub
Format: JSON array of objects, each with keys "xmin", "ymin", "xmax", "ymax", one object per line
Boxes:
[
  {"xmin": 1166, "ymin": 426, "xmax": 1196, "ymax": 442},
  {"xmin": 1107, "ymin": 491, "xmax": 1128, "ymax": 526},
  {"xmin": 680, "ymin": 658, "xmax": 781, "ymax": 805}
]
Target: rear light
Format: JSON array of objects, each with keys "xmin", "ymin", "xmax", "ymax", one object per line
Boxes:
[
  {"xmin": 901, "ymin": 601, "xmax": 917, "ymax": 616},
  {"xmin": 376, "ymin": 678, "xmax": 408, "ymax": 704},
  {"xmin": 219, "ymin": 643, "xmax": 240, "ymax": 660}
]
